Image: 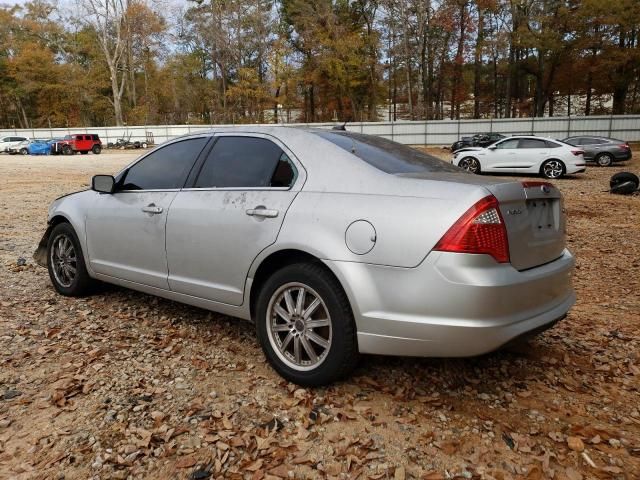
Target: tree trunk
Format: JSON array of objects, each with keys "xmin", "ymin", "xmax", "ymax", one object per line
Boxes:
[
  {"xmin": 473, "ymin": 7, "xmax": 484, "ymax": 118},
  {"xmin": 451, "ymin": 1, "xmax": 467, "ymax": 120}
]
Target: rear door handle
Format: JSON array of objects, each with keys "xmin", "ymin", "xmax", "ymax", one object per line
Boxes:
[
  {"xmin": 246, "ymin": 207, "xmax": 279, "ymax": 218},
  {"xmin": 142, "ymin": 203, "xmax": 163, "ymax": 214}
]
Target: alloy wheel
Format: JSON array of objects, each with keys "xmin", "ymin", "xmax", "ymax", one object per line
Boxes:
[
  {"xmin": 50, "ymin": 234, "xmax": 77, "ymax": 288},
  {"xmin": 266, "ymin": 282, "xmax": 332, "ymax": 371},
  {"xmin": 543, "ymin": 160, "xmax": 563, "ymax": 179},
  {"xmin": 597, "ymin": 154, "xmax": 613, "ymax": 167},
  {"xmin": 459, "ymin": 157, "xmax": 480, "ymax": 174}
]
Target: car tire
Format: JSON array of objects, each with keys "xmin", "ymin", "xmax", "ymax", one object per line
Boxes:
[
  {"xmin": 458, "ymin": 156, "xmax": 481, "ymax": 174},
  {"xmin": 141, "ymin": 142, "xmax": 148, "ymax": 149},
  {"xmin": 595, "ymin": 153, "xmax": 613, "ymax": 167},
  {"xmin": 92, "ymin": 145, "xmax": 102, "ymax": 154},
  {"xmin": 610, "ymin": 172, "xmax": 639, "ymax": 194},
  {"xmin": 47, "ymin": 223, "xmax": 96, "ymax": 297},
  {"xmin": 255, "ymin": 262, "xmax": 359, "ymax": 386},
  {"xmin": 541, "ymin": 159, "xmax": 565, "ymax": 179},
  {"xmin": 20, "ymin": 148, "xmax": 28, "ymax": 155},
  {"xmin": 63, "ymin": 145, "xmax": 73, "ymax": 155}
]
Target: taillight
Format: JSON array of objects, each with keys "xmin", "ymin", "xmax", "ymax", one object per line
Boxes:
[
  {"xmin": 571, "ymin": 149, "xmax": 584, "ymax": 156},
  {"xmin": 434, "ymin": 195, "xmax": 510, "ymax": 263},
  {"xmin": 619, "ymin": 143, "xmax": 630, "ymax": 150}
]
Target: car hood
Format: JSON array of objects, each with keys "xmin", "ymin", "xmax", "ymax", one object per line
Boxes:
[{"xmin": 453, "ymin": 146, "xmax": 485, "ymax": 154}]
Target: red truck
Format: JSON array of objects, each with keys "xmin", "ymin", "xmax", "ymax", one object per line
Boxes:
[{"xmin": 51, "ymin": 134, "xmax": 102, "ymax": 155}]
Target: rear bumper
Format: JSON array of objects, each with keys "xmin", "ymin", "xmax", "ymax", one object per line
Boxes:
[
  {"xmin": 326, "ymin": 249, "xmax": 575, "ymax": 357},
  {"xmin": 566, "ymin": 163, "xmax": 586, "ymax": 174}
]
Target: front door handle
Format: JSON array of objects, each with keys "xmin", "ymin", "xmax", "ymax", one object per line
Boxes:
[
  {"xmin": 142, "ymin": 203, "xmax": 163, "ymax": 214},
  {"xmin": 246, "ymin": 207, "xmax": 279, "ymax": 218}
]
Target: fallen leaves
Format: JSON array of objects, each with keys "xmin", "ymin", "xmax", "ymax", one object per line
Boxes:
[{"xmin": 1, "ymin": 153, "xmax": 640, "ymax": 479}]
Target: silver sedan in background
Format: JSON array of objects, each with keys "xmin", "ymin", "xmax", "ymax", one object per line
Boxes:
[{"xmin": 35, "ymin": 127, "xmax": 575, "ymax": 386}]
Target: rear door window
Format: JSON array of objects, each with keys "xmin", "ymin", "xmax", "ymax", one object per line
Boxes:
[
  {"xmin": 194, "ymin": 136, "xmax": 296, "ymax": 188},
  {"xmin": 120, "ymin": 137, "xmax": 209, "ymax": 190}
]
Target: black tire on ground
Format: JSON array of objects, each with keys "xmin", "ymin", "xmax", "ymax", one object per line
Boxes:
[
  {"xmin": 47, "ymin": 222, "xmax": 96, "ymax": 296},
  {"xmin": 92, "ymin": 145, "xmax": 102, "ymax": 154},
  {"xmin": 20, "ymin": 148, "xmax": 28, "ymax": 155},
  {"xmin": 596, "ymin": 153, "xmax": 614, "ymax": 167},
  {"xmin": 540, "ymin": 159, "xmax": 566, "ymax": 179},
  {"xmin": 63, "ymin": 145, "xmax": 73, "ymax": 155},
  {"xmin": 610, "ymin": 172, "xmax": 639, "ymax": 195},
  {"xmin": 458, "ymin": 156, "xmax": 481, "ymax": 174},
  {"xmin": 255, "ymin": 262, "xmax": 359, "ymax": 387}
]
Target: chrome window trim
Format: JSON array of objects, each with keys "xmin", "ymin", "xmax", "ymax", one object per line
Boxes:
[
  {"xmin": 181, "ymin": 186, "xmax": 292, "ymax": 192},
  {"xmin": 114, "ymin": 188, "xmax": 181, "ymax": 194}
]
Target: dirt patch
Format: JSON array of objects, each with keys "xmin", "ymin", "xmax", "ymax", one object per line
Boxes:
[{"xmin": 1, "ymin": 151, "xmax": 639, "ymax": 479}]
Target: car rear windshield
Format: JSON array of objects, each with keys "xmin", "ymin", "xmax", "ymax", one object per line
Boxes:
[{"xmin": 312, "ymin": 130, "xmax": 461, "ymax": 174}]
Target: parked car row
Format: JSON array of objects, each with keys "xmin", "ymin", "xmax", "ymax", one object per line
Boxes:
[
  {"xmin": 1, "ymin": 134, "xmax": 103, "ymax": 155},
  {"xmin": 451, "ymin": 134, "xmax": 632, "ymax": 179}
]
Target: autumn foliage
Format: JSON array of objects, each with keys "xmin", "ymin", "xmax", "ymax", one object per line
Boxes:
[{"xmin": 0, "ymin": 0, "xmax": 638, "ymax": 128}]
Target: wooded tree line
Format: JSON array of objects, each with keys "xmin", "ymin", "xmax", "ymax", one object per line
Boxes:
[{"xmin": 1, "ymin": 0, "xmax": 639, "ymax": 128}]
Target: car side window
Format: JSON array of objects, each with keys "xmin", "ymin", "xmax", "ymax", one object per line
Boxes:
[
  {"xmin": 194, "ymin": 136, "xmax": 296, "ymax": 188},
  {"xmin": 120, "ymin": 137, "xmax": 209, "ymax": 191},
  {"xmin": 495, "ymin": 139, "xmax": 519, "ymax": 149},
  {"xmin": 518, "ymin": 139, "xmax": 548, "ymax": 149},
  {"xmin": 546, "ymin": 140, "xmax": 561, "ymax": 148}
]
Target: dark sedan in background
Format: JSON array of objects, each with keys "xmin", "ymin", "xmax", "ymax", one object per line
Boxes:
[
  {"xmin": 450, "ymin": 133, "xmax": 505, "ymax": 152},
  {"xmin": 562, "ymin": 136, "xmax": 632, "ymax": 166}
]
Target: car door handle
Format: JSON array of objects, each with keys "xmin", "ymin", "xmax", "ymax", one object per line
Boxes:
[
  {"xmin": 246, "ymin": 207, "xmax": 279, "ymax": 218},
  {"xmin": 142, "ymin": 204, "xmax": 163, "ymax": 214}
]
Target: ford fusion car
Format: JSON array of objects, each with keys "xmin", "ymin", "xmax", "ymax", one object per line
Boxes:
[
  {"xmin": 34, "ymin": 128, "xmax": 575, "ymax": 386},
  {"xmin": 453, "ymin": 135, "xmax": 586, "ymax": 179}
]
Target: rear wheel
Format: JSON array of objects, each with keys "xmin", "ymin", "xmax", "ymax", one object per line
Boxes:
[
  {"xmin": 458, "ymin": 156, "xmax": 481, "ymax": 174},
  {"xmin": 596, "ymin": 153, "xmax": 613, "ymax": 167},
  {"xmin": 20, "ymin": 148, "xmax": 28, "ymax": 155},
  {"xmin": 255, "ymin": 263, "xmax": 358, "ymax": 386},
  {"xmin": 47, "ymin": 223, "xmax": 95, "ymax": 296},
  {"xmin": 541, "ymin": 159, "xmax": 565, "ymax": 179},
  {"xmin": 92, "ymin": 145, "xmax": 102, "ymax": 154},
  {"xmin": 63, "ymin": 145, "xmax": 73, "ymax": 155}
]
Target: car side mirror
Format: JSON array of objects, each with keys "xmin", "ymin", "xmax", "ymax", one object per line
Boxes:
[{"xmin": 92, "ymin": 175, "xmax": 115, "ymax": 193}]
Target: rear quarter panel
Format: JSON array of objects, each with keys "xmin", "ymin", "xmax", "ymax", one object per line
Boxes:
[{"xmin": 274, "ymin": 186, "xmax": 489, "ymax": 268}]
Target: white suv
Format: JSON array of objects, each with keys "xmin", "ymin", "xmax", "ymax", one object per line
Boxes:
[
  {"xmin": 0, "ymin": 136, "xmax": 29, "ymax": 153},
  {"xmin": 453, "ymin": 136, "xmax": 586, "ymax": 179}
]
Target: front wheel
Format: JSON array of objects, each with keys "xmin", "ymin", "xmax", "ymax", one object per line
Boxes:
[
  {"xmin": 596, "ymin": 153, "xmax": 613, "ymax": 167},
  {"xmin": 541, "ymin": 159, "xmax": 565, "ymax": 179},
  {"xmin": 458, "ymin": 156, "xmax": 481, "ymax": 174},
  {"xmin": 63, "ymin": 145, "xmax": 73, "ymax": 155},
  {"xmin": 47, "ymin": 223, "xmax": 95, "ymax": 296},
  {"xmin": 92, "ymin": 145, "xmax": 102, "ymax": 154},
  {"xmin": 20, "ymin": 148, "xmax": 28, "ymax": 155},
  {"xmin": 255, "ymin": 263, "xmax": 358, "ymax": 386}
]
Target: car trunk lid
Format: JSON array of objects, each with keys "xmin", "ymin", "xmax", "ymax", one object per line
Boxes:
[
  {"xmin": 397, "ymin": 172, "xmax": 567, "ymax": 271},
  {"xmin": 485, "ymin": 181, "xmax": 566, "ymax": 270}
]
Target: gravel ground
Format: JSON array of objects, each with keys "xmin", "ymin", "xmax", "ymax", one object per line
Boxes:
[{"xmin": 0, "ymin": 149, "xmax": 639, "ymax": 480}]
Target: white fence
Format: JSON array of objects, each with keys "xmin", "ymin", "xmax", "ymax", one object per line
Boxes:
[{"xmin": 2, "ymin": 115, "xmax": 639, "ymax": 146}]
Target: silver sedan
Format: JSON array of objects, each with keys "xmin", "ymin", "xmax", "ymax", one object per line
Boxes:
[{"xmin": 35, "ymin": 127, "xmax": 575, "ymax": 386}]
